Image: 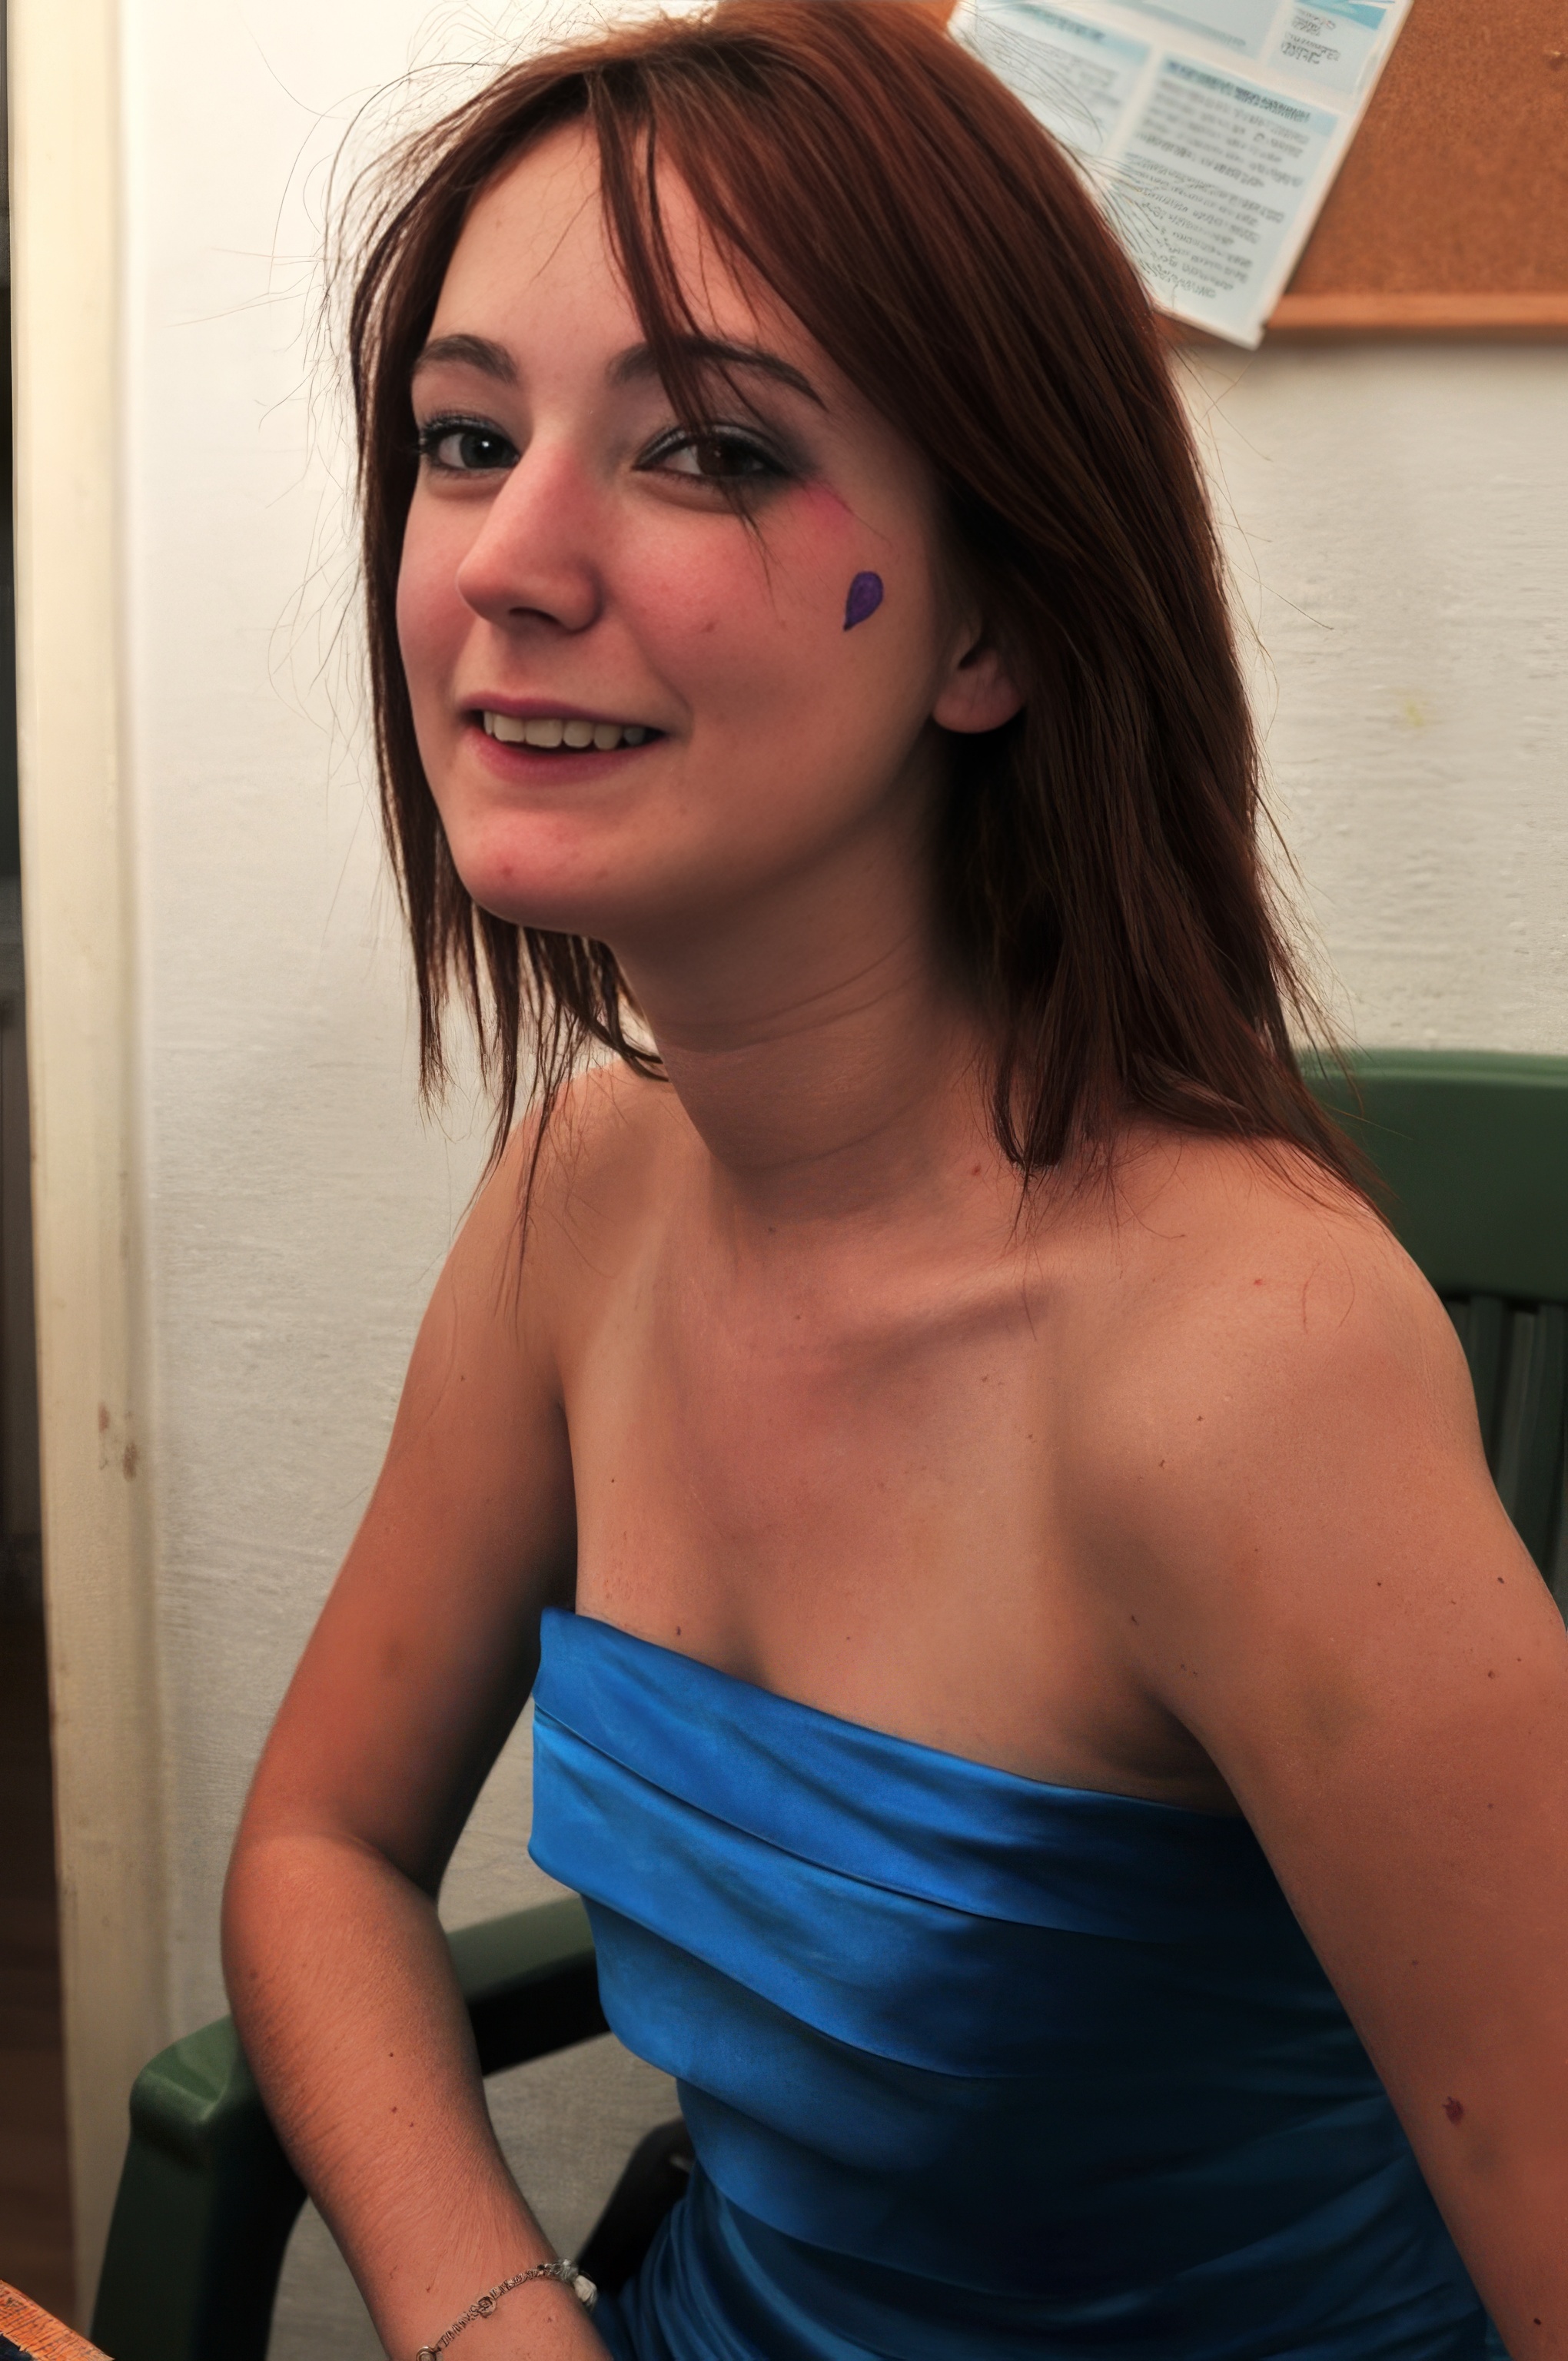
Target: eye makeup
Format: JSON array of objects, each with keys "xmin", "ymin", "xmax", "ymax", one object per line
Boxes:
[{"xmin": 636, "ymin": 423, "xmax": 790, "ymax": 484}]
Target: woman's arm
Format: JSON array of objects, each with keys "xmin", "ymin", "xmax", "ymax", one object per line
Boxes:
[
  {"xmin": 223, "ymin": 1136, "xmax": 606, "ymax": 2359},
  {"xmin": 1078, "ymin": 1176, "xmax": 1568, "ymax": 2359}
]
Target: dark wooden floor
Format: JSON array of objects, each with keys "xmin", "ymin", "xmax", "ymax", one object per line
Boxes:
[{"xmin": 0, "ymin": 1585, "xmax": 75, "ymax": 2319}]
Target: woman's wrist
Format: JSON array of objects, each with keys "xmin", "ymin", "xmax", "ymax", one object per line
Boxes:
[
  {"xmin": 366, "ymin": 2180, "xmax": 582, "ymax": 2359},
  {"xmin": 413, "ymin": 2261, "xmax": 596, "ymax": 2360},
  {"xmin": 404, "ymin": 2272, "xmax": 609, "ymax": 2361}
]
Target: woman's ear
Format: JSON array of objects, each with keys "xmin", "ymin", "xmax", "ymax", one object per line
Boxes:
[{"xmin": 930, "ymin": 626, "xmax": 1024, "ymax": 736}]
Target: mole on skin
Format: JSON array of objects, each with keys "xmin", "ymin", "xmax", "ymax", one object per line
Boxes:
[{"xmin": 843, "ymin": 571, "xmax": 885, "ymax": 630}]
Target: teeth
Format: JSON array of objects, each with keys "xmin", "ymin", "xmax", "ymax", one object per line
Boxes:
[{"xmin": 482, "ymin": 712, "xmax": 651, "ymax": 752}]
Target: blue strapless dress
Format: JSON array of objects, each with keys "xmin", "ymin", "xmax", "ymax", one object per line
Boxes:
[{"xmin": 529, "ymin": 1608, "xmax": 1487, "ymax": 2361}]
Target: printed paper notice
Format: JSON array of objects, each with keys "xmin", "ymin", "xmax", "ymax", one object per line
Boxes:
[{"xmin": 954, "ymin": 0, "xmax": 1413, "ymax": 345}]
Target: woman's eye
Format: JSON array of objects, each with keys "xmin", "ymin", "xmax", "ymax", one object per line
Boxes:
[
  {"xmin": 643, "ymin": 430, "xmax": 786, "ymax": 485},
  {"xmin": 416, "ymin": 420, "xmax": 518, "ymax": 475}
]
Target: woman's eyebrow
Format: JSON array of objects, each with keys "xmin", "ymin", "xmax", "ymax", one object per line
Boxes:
[
  {"xmin": 409, "ymin": 329, "xmax": 822, "ymax": 409},
  {"xmin": 610, "ymin": 336, "xmax": 824, "ymax": 408},
  {"xmin": 411, "ymin": 332, "xmax": 516, "ymax": 384}
]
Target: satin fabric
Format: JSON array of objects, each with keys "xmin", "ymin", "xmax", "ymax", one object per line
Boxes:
[{"xmin": 529, "ymin": 1608, "xmax": 1486, "ymax": 2361}]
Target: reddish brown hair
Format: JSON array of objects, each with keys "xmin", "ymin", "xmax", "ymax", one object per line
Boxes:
[{"xmin": 346, "ymin": 0, "xmax": 1354, "ymax": 1191}]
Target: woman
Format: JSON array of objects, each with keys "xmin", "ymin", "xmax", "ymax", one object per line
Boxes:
[{"xmin": 222, "ymin": 8, "xmax": 1568, "ymax": 2359}]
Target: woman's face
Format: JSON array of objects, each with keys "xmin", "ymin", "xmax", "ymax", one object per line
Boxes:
[{"xmin": 397, "ymin": 124, "xmax": 1015, "ymax": 959}]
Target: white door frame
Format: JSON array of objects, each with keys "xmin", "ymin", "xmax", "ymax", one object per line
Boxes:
[{"xmin": 10, "ymin": 0, "xmax": 168, "ymax": 2316}]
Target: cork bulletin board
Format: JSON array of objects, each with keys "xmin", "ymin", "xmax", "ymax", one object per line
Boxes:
[
  {"xmin": 927, "ymin": 0, "xmax": 1568, "ymax": 337},
  {"xmin": 1271, "ymin": 0, "xmax": 1568, "ymax": 334}
]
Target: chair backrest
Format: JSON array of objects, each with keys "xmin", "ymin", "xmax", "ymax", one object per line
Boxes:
[{"xmin": 1309, "ymin": 1051, "xmax": 1568, "ymax": 1596}]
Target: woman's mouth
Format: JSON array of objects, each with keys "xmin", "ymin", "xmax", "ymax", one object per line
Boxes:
[{"xmin": 479, "ymin": 710, "xmax": 655, "ymax": 753}]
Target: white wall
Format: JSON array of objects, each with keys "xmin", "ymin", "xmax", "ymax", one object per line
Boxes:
[
  {"xmin": 1185, "ymin": 343, "xmax": 1568, "ymax": 1052},
  {"xmin": 27, "ymin": 0, "xmax": 1568, "ymax": 2336}
]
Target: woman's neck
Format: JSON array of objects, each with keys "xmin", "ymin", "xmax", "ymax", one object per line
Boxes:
[{"xmin": 613, "ymin": 862, "xmax": 997, "ymax": 1234}]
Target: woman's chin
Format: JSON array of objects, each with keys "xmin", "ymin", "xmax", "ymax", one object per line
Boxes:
[
  {"xmin": 464, "ymin": 886, "xmax": 601, "ymax": 937},
  {"xmin": 455, "ymin": 863, "xmax": 636, "ymax": 944},
  {"xmin": 449, "ymin": 835, "xmax": 723, "ymax": 948},
  {"xmin": 440, "ymin": 814, "xmax": 660, "ymax": 939}
]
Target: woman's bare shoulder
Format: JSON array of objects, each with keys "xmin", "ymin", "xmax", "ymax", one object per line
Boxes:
[
  {"xmin": 1091, "ymin": 1124, "xmax": 1447, "ymax": 1346},
  {"xmin": 428, "ymin": 1060, "xmax": 678, "ymax": 1328},
  {"xmin": 1042, "ymin": 1125, "xmax": 1552, "ymax": 1845},
  {"xmin": 510, "ymin": 1058, "xmax": 687, "ymax": 1279},
  {"xmin": 1055, "ymin": 1127, "xmax": 1487, "ymax": 1576}
]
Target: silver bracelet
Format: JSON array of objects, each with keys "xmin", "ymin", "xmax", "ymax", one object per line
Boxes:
[{"xmin": 414, "ymin": 2260, "xmax": 597, "ymax": 2359}]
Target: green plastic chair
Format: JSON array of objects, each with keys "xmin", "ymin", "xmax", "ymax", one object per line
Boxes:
[{"xmin": 89, "ymin": 1050, "xmax": 1568, "ymax": 2359}]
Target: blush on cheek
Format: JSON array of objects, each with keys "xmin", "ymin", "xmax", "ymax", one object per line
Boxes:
[{"xmin": 843, "ymin": 571, "xmax": 885, "ymax": 631}]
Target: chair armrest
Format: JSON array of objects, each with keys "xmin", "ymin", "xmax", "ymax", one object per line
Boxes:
[{"xmin": 91, "ymin": 1896, "xmax": 601, "ymax": 2361}]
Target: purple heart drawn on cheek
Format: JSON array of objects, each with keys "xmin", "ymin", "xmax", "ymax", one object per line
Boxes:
[{"xmin": 843, "ymin": 572, "xmax": 885, "ymax": 631}]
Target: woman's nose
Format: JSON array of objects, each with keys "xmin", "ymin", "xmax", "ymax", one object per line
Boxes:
[{"xmin": 453, "ymin": 439, "xmax": 604, "ymax": 637}]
